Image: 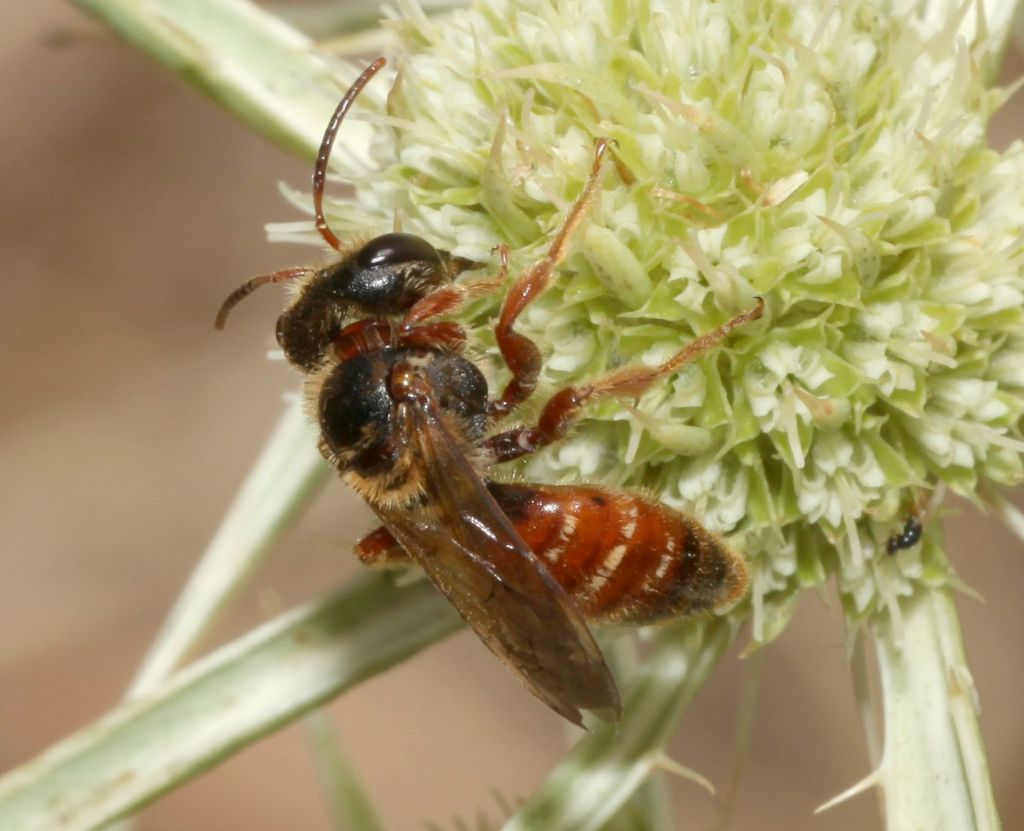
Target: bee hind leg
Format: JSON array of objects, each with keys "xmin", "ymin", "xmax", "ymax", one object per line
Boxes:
[{"xmin": 354, "ymin": 526, "xmax": 412, "ymax": 566}]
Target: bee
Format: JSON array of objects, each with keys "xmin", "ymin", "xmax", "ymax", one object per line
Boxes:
[{"xmin": 216, "ymin": 58, "xmax": 763, "ymax": 725}]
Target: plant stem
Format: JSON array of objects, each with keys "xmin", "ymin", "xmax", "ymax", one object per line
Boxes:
[
  {"xmin": 129, "ymin": 401, "xmax": 327, "ymax": 696},
  {"xmin": 504, "ymin": 617, "xmax": 741, "ymax": 831},
  {"xmin": 870, "ymin": 586, "xmax": 1000, "ymax": 830},
  {"xmin": 0, "ymin": 572, "xmax": 460, "ymax": 831},
  {"xmin": 303, "ymin": 711, "xmax": 387, "ymax": 831},
  {"xmin": 73, "ymin": 0, "xmax": 348, "ymax": 158}
]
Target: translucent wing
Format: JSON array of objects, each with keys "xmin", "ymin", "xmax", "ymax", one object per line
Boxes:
[{"xmin": 377, "ymin": 395, "xmax": 621, "ymax": 726}]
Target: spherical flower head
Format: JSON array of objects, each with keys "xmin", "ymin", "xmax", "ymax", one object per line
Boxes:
[{"xmin": 285, "ymin": 0, "xmax": 1024, "ymax": 641}]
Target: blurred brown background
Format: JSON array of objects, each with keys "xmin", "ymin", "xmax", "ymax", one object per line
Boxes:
[{"xmin": 2, "ymin": 4, "xmax": 1024, "ymax": 829}]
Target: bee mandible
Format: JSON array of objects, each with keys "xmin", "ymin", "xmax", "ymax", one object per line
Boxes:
[{"xmin": 216, "ymin": 57, "xmax": 763, "ymax": 725}]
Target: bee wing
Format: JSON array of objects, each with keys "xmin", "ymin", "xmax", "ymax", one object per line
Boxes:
[{"xmin": 377, "ymin": 397, "xmax": 621, "ymax": 726}]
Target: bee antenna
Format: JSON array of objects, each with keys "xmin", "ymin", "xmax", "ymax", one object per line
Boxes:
[
  {"xmin": 313, "ymin": 57, "xmax": 388, "ymax": 252},
  {"xmin": 214, "ymin": 267, "xmax": 311, "ymax": 330}
]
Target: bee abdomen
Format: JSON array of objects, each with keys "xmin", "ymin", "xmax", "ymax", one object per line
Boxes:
[{"xmin": 487, "ymin": 482, "xmax": 748, "ymax": 624}]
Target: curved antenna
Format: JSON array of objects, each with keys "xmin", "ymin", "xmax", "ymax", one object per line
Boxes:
[
  {"xmin": 214, "ymin": 267, "xmax": 310, "ymax": 329},
  {"xmin": 313, "ymin": 57, "xmax": 388, "ymax": 251}
]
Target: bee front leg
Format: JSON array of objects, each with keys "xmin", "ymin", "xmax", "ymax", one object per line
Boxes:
[
  {"xmin": 400, "ymin": 245, "xmax": 510, "ymax": 329},
  {"xmin": 488, "ymin": 138, "xmax": 621, "ymax": 420}
]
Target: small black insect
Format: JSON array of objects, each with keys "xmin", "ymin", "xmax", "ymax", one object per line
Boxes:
[{"xmin": 886, "ymin": 513, "xmax": 923, "ymax": 554}]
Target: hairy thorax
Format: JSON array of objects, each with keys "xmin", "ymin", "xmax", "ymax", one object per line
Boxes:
[{"xmin": 314, "ymin": 346, "xmax": 489, "ymax": 508}]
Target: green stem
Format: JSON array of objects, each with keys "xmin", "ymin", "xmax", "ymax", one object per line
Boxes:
[
  {"xmin": 129, "ymin": 401, "xmax": 328, "ymax": 696},
  {"xmin": 504, "ymin": 616, "xmax": 741, "ymax": 831},
  {"xmin": 0, "ymin": 572, "xmax": 461, "ymax": 831},
  {"xmin": 72, "ymin": 0, "xmax": 349, "ymax": 158},
  {"xmin": 303, "ymin": 711, "xmax": 387, "ymax": 831},
  {"xmin": 598, "ymin": 635, "xmax": 676, "ymax": 831},
  {"xmin": 270, "ymin": 0, "xmax": 467, "ymax": 40},
  {"xmin": 870, "ymin": 587, "xmax": 1000, "ymax": 830}
]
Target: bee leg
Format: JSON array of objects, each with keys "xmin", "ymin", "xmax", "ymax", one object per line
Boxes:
[
  {"xmin": 484, "ymin": 297, "xmax": 765, "ymax": 463},
  {"xmin": 354, "ymin": 526, "xmax": 411, "ymax": 566},
  {"xmin": 400, "ymin": 245, "xmax": 511, "ymax": 329},
  {"xmin": 488, "ymin": 138, "xmax": 620, "ymax": 421}
]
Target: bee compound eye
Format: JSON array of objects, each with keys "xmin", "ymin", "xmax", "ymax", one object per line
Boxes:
[{"xmin": 357, "ymin": 233, "xmax": 441, "ymax": 268}]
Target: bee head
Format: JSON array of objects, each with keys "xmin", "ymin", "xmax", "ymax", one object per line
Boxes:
[
  {"xmin": 217, "ymin": 59, "xmax": 480, "ymax": 371},
  {"xmin": 275, "ymin": 233, "xmax": 475, "ymax": 371}
]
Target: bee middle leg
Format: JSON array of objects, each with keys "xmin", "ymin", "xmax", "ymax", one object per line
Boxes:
[{"xmin": 484, "ymin": 297, "xmax": 765, "ymax": 463}]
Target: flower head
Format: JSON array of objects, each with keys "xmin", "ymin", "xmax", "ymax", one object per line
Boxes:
[{"xmin": 271, "ymin": 0, "xmax": 1024, "ymax": 644}]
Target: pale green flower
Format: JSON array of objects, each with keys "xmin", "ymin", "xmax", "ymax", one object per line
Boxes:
[
  {"xmin": 2, "ymin": 0, "xmax": 1022, "ymax": 829},
  {"xmin": 300, "ymin": 0, "xmax": 1024, "ymax": 628}
]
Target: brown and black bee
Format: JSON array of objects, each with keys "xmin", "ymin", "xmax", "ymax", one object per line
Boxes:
[{"xmin": 216, "ymin": 58, "xmax": 763, "ymax": 725}]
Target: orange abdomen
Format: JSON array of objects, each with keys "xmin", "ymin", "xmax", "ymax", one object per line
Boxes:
[
  {"xmin": 486, "ymin": 482, "xmax": 748, "ymax": 623},
  {"xmin": 355, "ymin": 481, "xmax": 749, "ymax": 623}
]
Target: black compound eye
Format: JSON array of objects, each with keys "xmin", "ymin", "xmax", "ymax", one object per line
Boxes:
[{"xmin": 357, "ymin": 233, "xmax": 441, "ymax": 268}]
